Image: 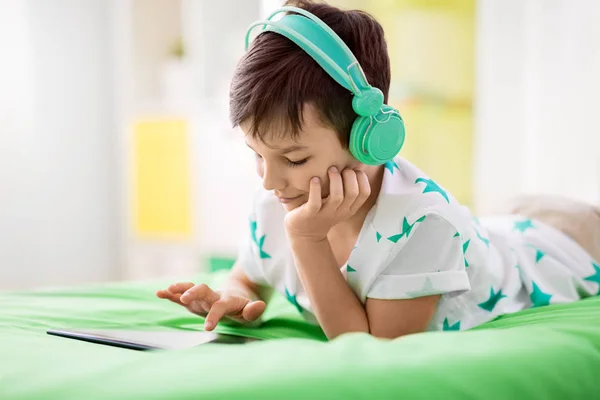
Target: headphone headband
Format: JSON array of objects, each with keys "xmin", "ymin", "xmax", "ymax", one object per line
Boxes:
[{"xmin": 245, "ymin": 6, "xmax": 372, "ymax": 97}]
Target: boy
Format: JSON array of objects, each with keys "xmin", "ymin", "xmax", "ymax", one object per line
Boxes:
[{"xmin": 157, "ymin": 0, "xmax": 600, "ymax": 339}]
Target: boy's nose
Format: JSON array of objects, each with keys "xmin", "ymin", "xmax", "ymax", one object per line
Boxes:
[{"xmin": 262, "ymin": 164, "xmax": 285, "ymax": 191}]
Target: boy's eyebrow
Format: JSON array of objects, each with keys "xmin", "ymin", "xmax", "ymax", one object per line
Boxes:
[
  {"xmin": 245, "ymin": 143, "xmax": 307, "ymax": 154},
  {"xmin": 278, "ymin": 144, "xmax": 308, "ymax": 154}
]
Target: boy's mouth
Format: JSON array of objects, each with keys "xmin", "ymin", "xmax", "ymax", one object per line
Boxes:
[{"xmin": 276, "ymin": 194, "xmax": 302, "ymax": 204}]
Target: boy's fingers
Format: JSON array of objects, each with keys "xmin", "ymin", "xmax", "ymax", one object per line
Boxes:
[
  {"xmin": 168, "ymin": 294, "xmax": 184, "ymax": 305},
  {"xmin": 181, "ymin": 283, "xmax": 220, "ymax": 305},
  {"xmin": 167, "ymin": 282, "xmax": 195, "ymax": 294},
  {"xmin": 327, "ymin": 167, "xmax": 344, "ymax": 209},
  {"xmin": 156, "ymin": 289, "xmax": 175, "ymax": 300},
  {"xmin": 185, "ymin": 300, "xmax": 210, "ymax": 317},
  {"xmin": 197, "ymin": 299, "xmax": 213, "ymax": 314},
  {"xmin": 204, "ymin": 300, "xmax": 235, "ymax": 331},
  {"xmin": 158, "ymin": 291, "xmax": 185, "ymax": 306},
  {"xmin": 306, "ymin": 177, "xmax": 322, "ymax": 214},
  {"xmin": 242, "ymin": 300, "xmax": 267, "ymax": 321},
  {"xmin": 352, "ymin": 170, "xmax": 371, "ymax": 212},
  {"xmin": 158, "ymin": 289, "xmax": 212, "ymax": 314},
  {"xmin": 341, "ymin": 169, "xmax": 359, "ymax": 209}
]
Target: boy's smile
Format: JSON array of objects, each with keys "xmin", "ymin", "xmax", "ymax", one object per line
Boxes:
[{"xmin": 275, "ymin": 193, "xmax": 304, "ymax": 204}]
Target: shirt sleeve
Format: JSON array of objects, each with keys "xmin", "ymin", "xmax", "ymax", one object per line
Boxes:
[
  {"xmin": 237, "ymin": 216, "xmax": 269, "ymax": 286},
  {"xmin": 367, "ymin": 214, "xmax": 471, "ymax": 300}
]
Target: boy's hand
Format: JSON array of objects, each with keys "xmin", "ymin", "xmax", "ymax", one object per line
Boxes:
[
  {"xmin": 284, "ymin": 167, "xmax": 371, "ymax": 242},
  {"xmin": 156, "ymin": 282, "xmax": 266, "ymax": 331}
]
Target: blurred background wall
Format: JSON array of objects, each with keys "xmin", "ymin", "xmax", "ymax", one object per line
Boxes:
[
  {"xmin": 0, "ymin": 0, "xmax": 599, "ymax": 290},
  {"xmin": 0, "ymin": 0, "xmax": 119, "ymax": 289}
]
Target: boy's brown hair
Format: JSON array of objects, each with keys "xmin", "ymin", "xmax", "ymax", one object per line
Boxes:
[{"xmin": 229, "ymin": 0, "xmax": 391, "ymax": 147}]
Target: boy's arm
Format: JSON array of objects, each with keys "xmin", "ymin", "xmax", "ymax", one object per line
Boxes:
[
  {"xmin": 291, "ymin": 237, "xmax": 440, "ymax": 340},
  {"xmin": 290, "ymin": 237, "xmax": 369, "ymax": 337}
]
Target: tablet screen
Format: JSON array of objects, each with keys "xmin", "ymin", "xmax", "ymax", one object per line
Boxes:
[{"xmin": 47, "ymin": 329, "xmax": 261, "ymax": 350}]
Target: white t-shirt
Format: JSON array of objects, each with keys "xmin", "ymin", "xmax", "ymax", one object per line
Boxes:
[{"xmin": 238, "ymin": 157, "xmax": 599, "ymax": 331}]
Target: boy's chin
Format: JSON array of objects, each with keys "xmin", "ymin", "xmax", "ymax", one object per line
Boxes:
[
  {"xmin": 281, "ymin": 199, "xmax": 306, "ymax": 212},
  {"xmin": 282, "ymin": 202, "xmax": 300, "ymax": 212}
]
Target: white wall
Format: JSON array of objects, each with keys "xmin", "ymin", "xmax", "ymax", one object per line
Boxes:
[
  {"xmin": 181, "ymin": 0, "xmax": 264, "ymax": 258},
  {"xmin": 0, "ymin": 0, "xmax": 119, "ymax": 289},
  {"xmin": 474, "ymin": 0, "xmax": 600, "ymax": 213}
]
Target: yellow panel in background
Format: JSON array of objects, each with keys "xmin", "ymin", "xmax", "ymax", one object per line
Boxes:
[
  {"xmin": 399, "ymin": 102, "xmax": 473, "ymax": 206},
  {"xmin": 132, "ymin": 118, "xmax": 192, "ymax": 239}
]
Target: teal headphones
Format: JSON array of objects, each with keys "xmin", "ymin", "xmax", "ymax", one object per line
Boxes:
[{"xmin": 245, "ymin": 6, "xmax": 405, "ymax": 166}]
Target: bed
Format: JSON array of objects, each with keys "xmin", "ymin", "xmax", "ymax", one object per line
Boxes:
[{"xmin": 1, "ymin": 271, "xmax": 599, "ymax": 399}]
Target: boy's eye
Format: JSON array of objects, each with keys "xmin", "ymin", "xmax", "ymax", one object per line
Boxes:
[{"xmin": 287, "ymin": 158, "xmax": 308, "ymax": 167}]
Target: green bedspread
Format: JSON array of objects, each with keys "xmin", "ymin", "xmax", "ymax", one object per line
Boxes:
[{"xmin": 1, "ymin": 272, "xmax": 599, "ymax": 399}]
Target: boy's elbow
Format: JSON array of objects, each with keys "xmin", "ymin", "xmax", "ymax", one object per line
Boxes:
[
  {"xmin": 367, "ymin": 319, "xmax": 427, "ymax": 339},
  {"xmin": 368, "ymin": 326, "xmax": 409, "ymax": 340}
]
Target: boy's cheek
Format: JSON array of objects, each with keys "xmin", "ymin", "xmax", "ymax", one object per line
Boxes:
[{"xmin": 345, "ymin": 159, "xmax": 362, "ymax": 170}]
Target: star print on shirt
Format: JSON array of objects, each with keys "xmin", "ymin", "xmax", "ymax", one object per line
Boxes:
[
  {"xmin": 405, "ymin": 277, "xmax": 436, "ymax": 297},
  {"xmin": 443, "ymin": 317, "xmax": 461, "ymax": 331},
  {"xmin": 347, "ymin": 265, "xmax": 356, "ymax": 272},
  {"xmin": 514, "ymin": 219, "xmax": 535, "ymax": 233},
  {"xmin": 573, "ymin": 277, "xmax": 595, "ymax": 299},
  {"xmin": 376, "ymin": 232, "xmax": 382, "ymax": 242},
  {"xmin": 384, "ymin": 160, "xmax": 399, "ymax": 175},
  {"xmin": 415, "ymin": 177, "xmax": 449, "ymax": 203},
  {"xmin": 477, "ymin": 287, "xmax": 506, "ymax": 311},
  {"xmin": 475, "ymin": 229, "xmax": 490, "ymax": 248},
  {"xmin": 285, "ymin": 287, "xmax": 303, "ymax": 313},
  {"xmin": 525, "ymin": 244, "xmax": 545, "ymax": 263},
  {"xmin": 530, "ymin": 281, "xmax": 552, "ymax": 307},
  {"xmin": 250, "ymin": 220, "xmax": 271, "ymax": 259},
  {"xmin": 462, "ymin": 239, "xmax": 471, "ymax": 267},
  {"xmin": 387, "ymin": 216, "xmax": 427, "ymax": 243},
  {"xmin": 535, "ymin": 249, "xmax": 545, "ymax": 263},
  {"xmin": 583, "ymin": 262, "xmax": 600, "ymax": 295}
]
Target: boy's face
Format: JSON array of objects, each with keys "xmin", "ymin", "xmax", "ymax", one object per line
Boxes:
[{"xmin": 242, "ymin": 104, "xmax": 359, "ymax": 212}]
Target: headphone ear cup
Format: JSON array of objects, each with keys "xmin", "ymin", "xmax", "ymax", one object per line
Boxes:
[
  {"xmin": 348, "ymin": 106, "xmax": 405, "ymax": 165},
  {"xmin": 349, "ymin": 116, "xmax": 374, "ymax": 164}
]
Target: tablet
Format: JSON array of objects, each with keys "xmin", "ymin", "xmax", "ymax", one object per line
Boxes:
[{"xmin": 46, "ymin": 328, "xmax": 261, "ymax": 350}]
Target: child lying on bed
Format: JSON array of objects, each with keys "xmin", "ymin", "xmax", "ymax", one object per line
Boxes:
[{"xmin": 157, "ymin": 0, "xmax": 600, "ymax": 339}]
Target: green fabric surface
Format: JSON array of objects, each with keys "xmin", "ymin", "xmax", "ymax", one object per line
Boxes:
[{"xmin": 1, "ymin": 272, "xmax": 599, "ymax": 400}]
